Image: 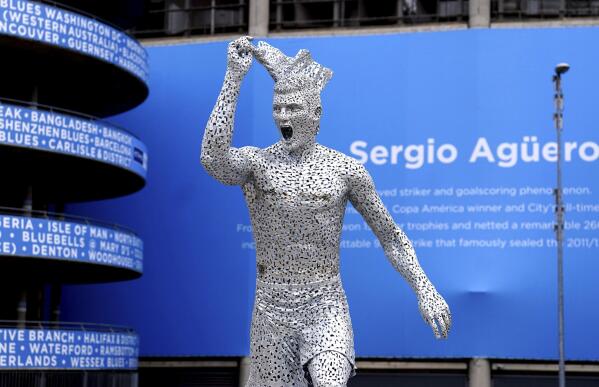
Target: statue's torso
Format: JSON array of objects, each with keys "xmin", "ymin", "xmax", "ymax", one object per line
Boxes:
[{"xmin": 242, "ymin": 143, "xmax": 351, "ymax": 284}]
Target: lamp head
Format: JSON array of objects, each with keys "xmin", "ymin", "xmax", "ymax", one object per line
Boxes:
[{"xmin": 555, "ymin": 63, "xmax": 570, "ymax": 75}]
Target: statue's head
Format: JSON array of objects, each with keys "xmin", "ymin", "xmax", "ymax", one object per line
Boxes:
[{"xmin": 254, "ymin": 42, "xmax": 332, "ymax": 152}]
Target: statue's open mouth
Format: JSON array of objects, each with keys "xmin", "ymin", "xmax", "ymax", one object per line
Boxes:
[{"xmin": 281, "ymin": 125, "xmax": 293, "ymax": 140}]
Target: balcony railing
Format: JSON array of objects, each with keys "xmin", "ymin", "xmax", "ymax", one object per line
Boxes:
[
  {"xmin": 492, "ymin": 0, "xmax": 599, "ymax": 19},
  {"xmin": 270, "ymin": 0, "xmax": 467, "ymax": 30},
  {"xmin": 110, "ymin": 0, "xmax": 599, "ymax": 38},
  {"xmin": 133, "ymin": 0, "xmax": 248, "ymax": 38}
]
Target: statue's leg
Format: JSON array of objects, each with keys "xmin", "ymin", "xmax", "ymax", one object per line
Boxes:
[
  {"xmin": 246, "ymin": 318, "xmax": 308, "ymax": 386},
  {"xmin": 247, "ymin": 285, "xmax": 309, "ymax": 387},
  {"xmin": 307, "ymin": 350, "xmax": 353, "ymax": 387},
  {"xmin": 298, "ymin": 277, "xmax": 356, "ymax": 386},
  {"xmin": 299, "ymin": 277, "xmax": 356, "ymax": 385}
]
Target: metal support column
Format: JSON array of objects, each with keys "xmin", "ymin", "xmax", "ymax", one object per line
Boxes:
[
  {"xmin": 239, "ymin": 356, "xmax": 251, "ymax": 387},
  {"xmin": 469, "ymin": 0, "xmax": 491, "ymax": 27},
  {"xmin": 469, "ymin": 358, "xmax": 491, "ymax": 387},
  {"xmin": 249, "ymin": 0, "xmax": 270, "ymax": 36}
]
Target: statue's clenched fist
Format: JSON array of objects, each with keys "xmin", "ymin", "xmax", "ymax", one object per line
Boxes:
[{"xmin": 227, "ymin": 36, "xmax": 254, "ymax": 81}]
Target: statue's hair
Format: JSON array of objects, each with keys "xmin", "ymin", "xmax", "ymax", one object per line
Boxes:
[
  {"xmin": 274, "ymin": 75, "xmax": 322, "ymax": 111},
  {"xmin": 254, "ymin": 41, "xmax": 333, "ymax": 94},
  {"xmin": 274, "ymin": 74, "xmax": 312, "ymax": 93}
]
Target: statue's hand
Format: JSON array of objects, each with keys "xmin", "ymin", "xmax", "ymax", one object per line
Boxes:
[
  {"xmin": 417, "ymin": 286, "xmax": 451, "ymax": 339},
  {"xmin": 227, "ymin": 36, "xmax": 253, "ymax": 81}
]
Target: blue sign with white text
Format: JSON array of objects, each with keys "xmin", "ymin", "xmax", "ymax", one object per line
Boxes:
[
  {"xmin": 0, "ymin": 215, "xmax": 143, "ymax": 272},
  {"xmin": 0, "ymin": 0, "xmax": 148, "ymax": 82},
  {"xmin": 0, "ymin": 102, "xmax": 148, "ymax": 178},
  {"xmin": 0, "ymin": 328, "xmax": 138, "ymax": 369},
  {"xmin": 63, "ymin": 27, "xmax": 599, "ymax": 361}
]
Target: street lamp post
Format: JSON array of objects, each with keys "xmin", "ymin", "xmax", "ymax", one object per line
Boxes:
[{"xmin": 553, "ymin": 62, "xmax": 569, "ymax": 387}]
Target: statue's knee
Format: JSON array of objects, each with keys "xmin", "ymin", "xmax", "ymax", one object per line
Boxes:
[
  {"xmin": 307, "ymin": 351, "xmax": 351, "ymax": 387},
  {"xmin": 309, "ymin": 374, "xmax": 346, "ymax": 387}
]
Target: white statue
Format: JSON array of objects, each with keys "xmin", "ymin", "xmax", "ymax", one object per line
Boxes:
[{"xmin": 201, "ymin": 36, "xmax": 451, "ymax": 387}]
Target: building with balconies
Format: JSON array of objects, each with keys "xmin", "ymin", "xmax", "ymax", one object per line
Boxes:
[
  {"xmin": 0, "ymin": 1, "xmax": 149, "ymax": 385},
  {"xmin": 1, "ymin": 1, "xmax": 598, "ymax": 387}
]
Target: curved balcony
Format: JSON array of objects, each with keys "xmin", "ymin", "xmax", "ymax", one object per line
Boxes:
[
  {"xmin": 0, "ymin": 99, "xmax": 147, "ymax": 203},
  {"xmin": 0, "ymin": 208, "xmax": 143, "ymax": 283},
  {"xmin": 0, "ymin": 0, "xmax": 149, "ymax": 117},
  {"xmin": 0, "ymin": 321, "xmax": 138, "ymax": 387}
]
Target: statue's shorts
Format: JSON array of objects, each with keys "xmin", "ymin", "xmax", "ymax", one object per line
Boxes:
[{"xmin": 246, "ymin": 274, "xmax": 356, "ymax": 387}]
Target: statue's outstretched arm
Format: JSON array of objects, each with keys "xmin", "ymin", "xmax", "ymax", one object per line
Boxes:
[
  {"xmin": 347, "ymin": 161, "xmax": 452, "ymax": 339},
  {"xmin": 201, "ymin": 36, "xmax": 256, "ymax": 186}
]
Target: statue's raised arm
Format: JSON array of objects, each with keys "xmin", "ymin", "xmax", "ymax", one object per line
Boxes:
[{"xmin": 201, "ymin": 36, "xmax": 256, "ymax": 186}]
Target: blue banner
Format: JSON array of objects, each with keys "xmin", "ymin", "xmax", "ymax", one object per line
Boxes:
[
  {"xmin": 0, "ymin": 0, "xmax": 148, "ymax": 82},
  {"xmin": 0, "ymin": 215, "xmax": 143, "ymax": 273},
  {"xmin": 0, "ymin": 102, "xmax": 148, "ymax": 178},
  {"xmin": 0, "ymin": 328, "xmax": 138, "ymax": 369},
  {"xmin": 62, "ymin": 28, "xmax": 599, "ymax": 360}
]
